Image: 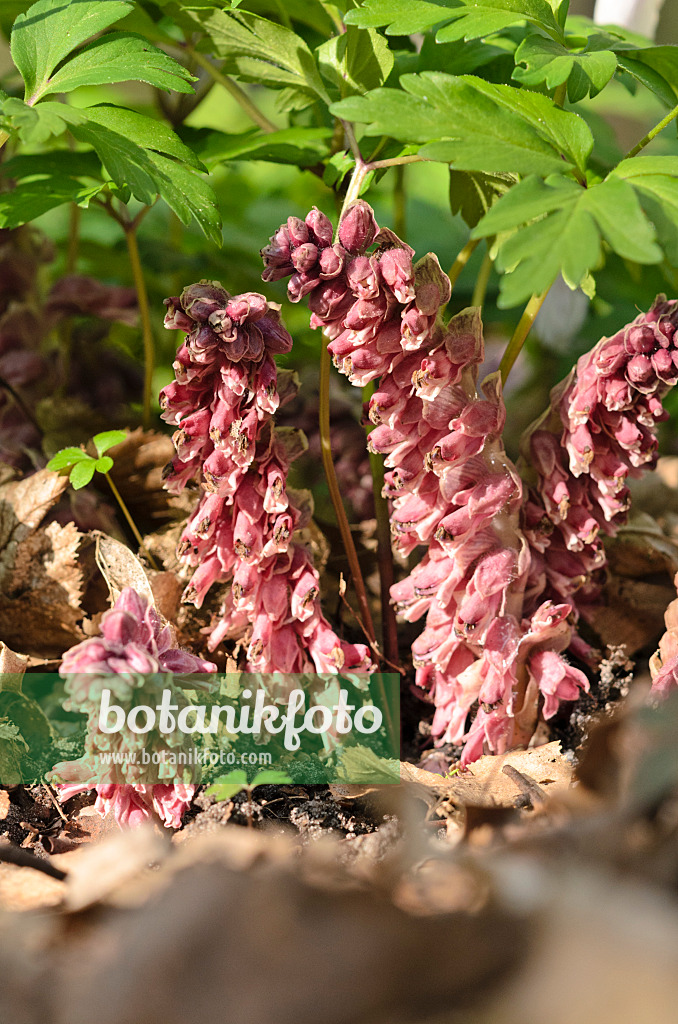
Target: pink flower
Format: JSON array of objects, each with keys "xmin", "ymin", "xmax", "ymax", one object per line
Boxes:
[
  {"xmin": 55, "ymin": 588, "xmax": 216, "ymax": 829},
  {"xmin": 262, "ymin": 200, "xmax": 591, "ymax": 762},
  {"xmin": 161, "ymin": 281, "xmax": 373, "ymax": 683}
]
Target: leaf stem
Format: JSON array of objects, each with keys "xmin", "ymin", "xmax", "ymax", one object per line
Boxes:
[
  {"xmin": 319, "ymin": 339, "xmax": 376, "ymax": 646},
  {"xmin": 186, "ymin": 46, "xmax": 279, "ymax": 134},
  {"xmin": 104, "ymin": 472, "xmax": 159, "ymax": 570},
  {"xmin": 123, "ymin": 221, "xmax": 155, "ymax": 429},
  {"xmin": 471, "ymin": 249, "xmax": 493, "ymax": 309},
  {"xmin": 447, "ymin": 238, "xmax": 480, "ymax": 292},
  {"xmin": 624, "ymin": 101, "xmax": 678, "ymax": 160},
  {"xmin": 499, "ymin": 287, "xmax": 551, "ymax": 384},
  {"xmin": 369, "ymin": 154, "xmax": 423, "ymax": 171}
]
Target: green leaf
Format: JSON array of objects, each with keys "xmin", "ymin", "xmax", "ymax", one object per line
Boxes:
[
  {"xmin": 46, "ymin": 447, "xmax": 90, "ymax": 471},
  {"xmin": 613, "ymin": 157, "xmax": 678, "ymax": 265},
  {"xmin": 92, "ymin": 429, "xmax": 127, "ymax": 457},
  {"xmin": 344, "ymin": 0, "xmax": 563, "ymax": 42},
  {"xmin": 332, "ymin": 73, "xmax": 593, "ymax": 177},
  {"xmin": 0, "ymin": 173, "xmax": 105, "ymax": 228},
  {"xmin": 41, "ymin": 32, "xmax": 196, "ymax": 97},
  {"xmin": 616, "ymin": 54, "xmax": 677, "ymax": 109},
  {"xmin": 190, "ymin": 8, "xmax": 329, "ymax": 101},
  {"xmin": 82, "ymin": 105, "xmax": 204, "ymax": 170},
  {"xmin": 628, "ymin": 47, "xmax": 678, "ymax": 99},
  {"xmin": 0, "ymin": 95, "xmax": 82, "ymax": 145},
  {"xmin": 206, "ymin": 769, "xmax": 248, "ymax": 802},
  {"xmin": 250, "ymin": 769, "xmax": 293, "ymax": 788},
  {"xmin": 146, "ymin": 152, "xmax": 222, "ymax": 246},
  {"xmin": 473, "ymin": 174, "xmax": 661, "ymax": 307},
  {"xmin": 449, "ymin": 169, "xmax": 517, "ymax": 228},
  {"xmin": 94, "ymin": 456, "xmax": 114, "ymax": 474},
  {"xmin": 66, "ymin": 109, "xmax": 221, "ymax": 241},
  {"xmin": 69, "ymin": 459, "xmax": 96, "ymax": 489},
  {"xmin": 513, "ymin": 34, "xmax": 617, "ymax": 102},
  {"xmin": 317, "ymin": 25, "xmax": 394, "ymax": 97},
  {"xmin": 183, "ymin": 126, "xmax": 331, "ymax": 168},
  {"xmin": 10, "ymin": 0, "xmax": 133, "ymax": 102},
  {"xmin": 0, "ymin": 149, "xmax": 102, "ymax": 182}
]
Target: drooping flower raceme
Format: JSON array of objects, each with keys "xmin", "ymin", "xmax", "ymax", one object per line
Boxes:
[
  {"xmin": 160, "ymin": 282, "xmax": 372, "ymax": 677},
  {"xmin": 522, "ymin": 297, "xmax": 678, "ymax": 621},
  {"xmin": 54, "ymin": 587, "xmax": 216, "ymax": 828},
  {"xmin": 262, "ymin": 202, "xmax": 589, "ymax": 762}
]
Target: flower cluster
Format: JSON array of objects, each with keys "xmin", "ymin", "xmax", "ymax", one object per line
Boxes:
[
  {"xmin": 54, "ymin": 587, "xmax": 216, "ymax": 828},
  {"xmin": 650, "ymin": 570, "xmax": 678, "ymax": 695},
  {"xmin": 160, "ymin": 282, "xmax": 372, "ymax": 676},
  {"xmin": 523, "ymin": 297, "xmax": 678, "ymax": 619},
  {"xmin": 262, "ymin": 201, "xmax": 588, "ymax": 762}
]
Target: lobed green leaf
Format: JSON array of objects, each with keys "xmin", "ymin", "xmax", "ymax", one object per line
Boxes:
[
  {"xmin": 474, "ymin": 173, "xmax": 661, "ymax": 306},
  {"xmin": 42, "ymin": 32, "xmax": 196, "ymax": 97},
  {"xmin": 10, "ymin": 0, "xmax": 133, "ymax": 102},
  {"xmin": 513, "ymin": 34, "xmax": 617, "ymax": 101},
  {"xmin": 317, "ymin": 25, "xmax": 394, "ymax": 97},
  {"xmin": 345, "ymin": 0, "xmax": 563, "ymax": 42},
  {"xmin": 332, "ymin": 73, "xmax": 593, "ymax": 177},
  {"xmin": 190, "ymin": 8, "xmax": 329, "ymax": 102}
]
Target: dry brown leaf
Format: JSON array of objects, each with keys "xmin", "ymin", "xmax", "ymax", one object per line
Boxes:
[
  {"xmin": 54, "ymin": 825, "xmax": 167, "ymax": 912},
  {"xmin": 0, "ymin": 826, "xmax": 527, "ymax": 1024},
  {"xmin": 400, "ymin": 742, "xmax": 572, "ymax": 809},
  {"xmin": 106, "ymin": 428, "xmax": 193, "ymax": 523},
  {"xmin": 606, "ymin": 511, "xmax": 678, "ymax": 579},
  {"xmin": 0, "ymin": 642, "xmax": 27, "ymax": 682},
  {"xmin": 0, "ymin": 861, "xmax": 65, "ymax": 911},
  {"xmin": 0, "ymin": 520, "xmax": 85, "ymax": 657},
  {"xmin": 94, "ymin": 532, "xmax": 155, "ymax": 606},
  {"xmin": 0, "ymin": 469, "xmax": 68, "ymax": 585},
  {"xmin": 0, "ymin": 792, "xmax": 9, "ymax": 821},
  {"xmin": 586, "ymin": 575, "xmax": 675, "ymax": 656}
]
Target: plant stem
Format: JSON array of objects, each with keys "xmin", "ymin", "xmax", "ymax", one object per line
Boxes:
[
  {"xmin": 393, "ymin": 164, "xmax": 406, "ymax": 239},
  {"xmin": 471, "ymin": 249, "xmax": 493, "ymax": 309},
  {"xmin": 363, "ymin": 382, "xmax": 399, "ymax": 671},
  {"xmin": 0, "ymin": 374, "xmax": 41, "ymax": 433},
  {"xmin": 447, "ymin": 238, "xmax": 480, "ymax": 292},
  {"xmin": 105, "ymin": 472, "xmax": 159, "ymax": 570},
  {"xmin": 123, "ymin": 221, "xmax": 155, "ymax": 429},
  {"xmin": 369, "ymin": 154, "xmax": 423, "ymax": 171},
  {"xmin": 319, "ymin": 340, "xmax": 376, "ymax": 645},
  {"xmin": 499, "ymin": 287, "xmax": 550, "ymax": 384},
  {"xmin": 625, "ymin": 101, "xmax": 678, "ymax": 160},
  {"xmin": 186, "ymin": 47, "xmax": 278, "ymax": 133}
]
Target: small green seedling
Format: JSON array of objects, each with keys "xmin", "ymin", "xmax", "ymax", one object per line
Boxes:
[
  {"xmin": 46, "ymin": 430, "xmax": 127, "ymax": 489},
  {"xmin": 47, "ymin": 430, "xmax": 157, "ymax": 569},
  {"xmin": 206, "ymin": 768, "xmax": 293, "ymax": 826}
]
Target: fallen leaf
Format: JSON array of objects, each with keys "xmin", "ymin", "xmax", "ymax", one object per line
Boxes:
[
  {"xmin": 400, "ymin": 742, "xmax": 572, "ymax": 809},
  {"xmin": 0, "ymin": 791, "xmax": 9, "ymax": 820},
  {"xmin": 0, "ymin": 520, "xmax": 85, "ymax": 657},
  {"xmin": 0, "ymin": 642, "xmax": 27, "ymax": 683},
  {"xmin": 94, "ymin": 532, "xmax": 155, "ymax": 606}
]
